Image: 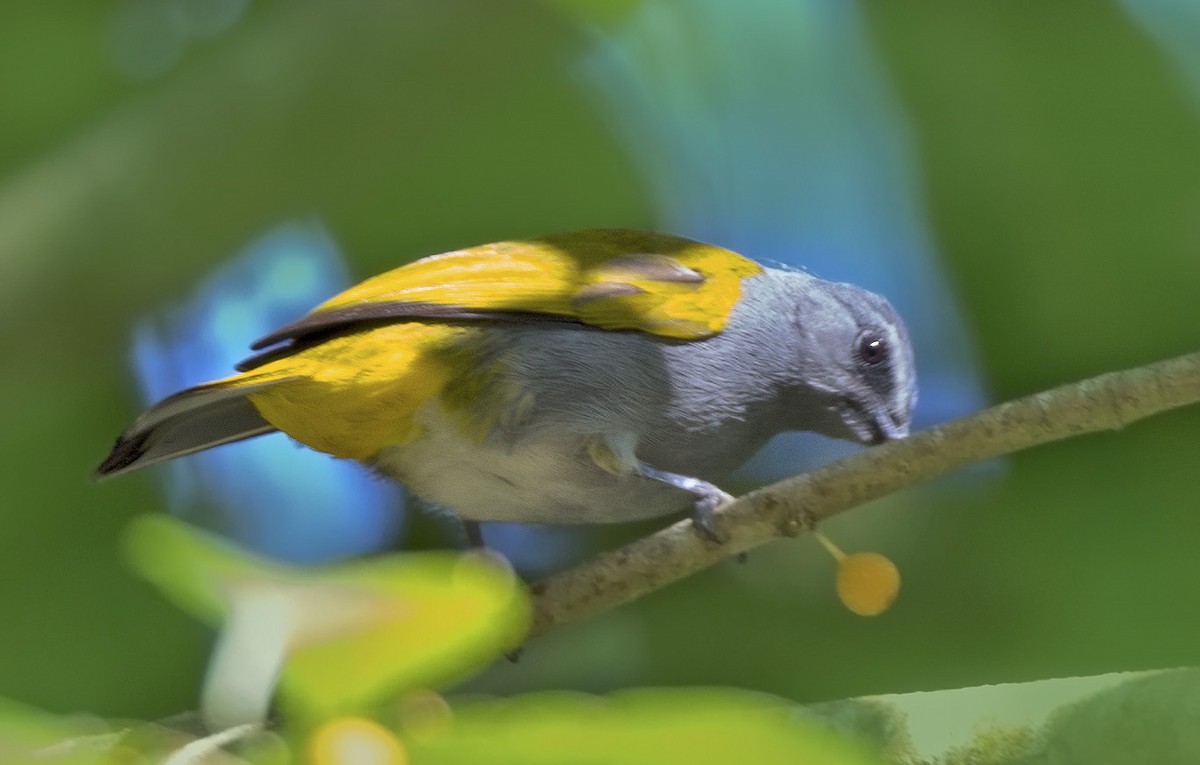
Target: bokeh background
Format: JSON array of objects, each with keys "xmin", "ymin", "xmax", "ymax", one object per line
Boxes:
[{"xmin": 1, "ymin": 0, "xmax": 1198, "ymax": 731}]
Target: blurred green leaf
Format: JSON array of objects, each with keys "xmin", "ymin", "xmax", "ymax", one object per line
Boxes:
[
  {"xmin": 0, "ymin": 697, "xmax": 110, "ymax": 763},
  {"xmin": 124, "ymin": 515, "xmax": 530, "ymax": 722},
  {"xmin": 404, "ymin": 687, "xmax": 885, "ymax": 765},
  {"xmin": 123, "ymin": 512, "xmax": 286, "ymax": 626},
  {"xmin": 284, "ymin": 552, "xmax": 529, "ymax": 720}
]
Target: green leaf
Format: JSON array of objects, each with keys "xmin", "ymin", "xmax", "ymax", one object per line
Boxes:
[
  {"xmin": 123, "ymin": 513, "xmax": 288, "ymax": 625},
  {"xmin": 0, "ymin": 698, "xmax": 117, "ymax": 764},
  {"xmin": 282, "ymin": 552, "xmax": 530, "ymax": 719},
  {"xmin": 403, "ymin": 687, "xmax": 885, "ymax": 765},
  {"xmin": 123, "ymin": 516, "xmax": 530, "ymax": 723}
]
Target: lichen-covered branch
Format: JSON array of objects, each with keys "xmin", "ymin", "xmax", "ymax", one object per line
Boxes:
[{"xmin": 529, "ymin": 350, "xmax": 1200, "ymax": 638}]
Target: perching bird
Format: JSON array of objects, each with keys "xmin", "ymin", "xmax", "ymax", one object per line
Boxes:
[{"xmin": 98, "ymin": 229, "xmax": 916, "ymax": 542}]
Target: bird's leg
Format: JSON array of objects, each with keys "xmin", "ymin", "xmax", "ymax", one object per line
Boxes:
[
  {"xmin": 635, "ymin": 464, "xmax": 733, "ymax": 543},
  {"xmin": 461, "ymin": 520, "xmax": 486, "ymax": 549},
  {"xmin": 589, "ymin": 432, "xmax": 733, "ymax": 543},
  {"xmin": 457, "ymin": 519, "xmax": 520, "ymax": 661}
]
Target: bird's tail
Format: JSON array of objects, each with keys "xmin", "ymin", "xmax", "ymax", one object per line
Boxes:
[{"xmin": 96, "ymin": 376, "xmax": 294, "ymax": 478}]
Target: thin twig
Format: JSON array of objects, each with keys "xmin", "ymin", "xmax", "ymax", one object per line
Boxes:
[{"xmin": 528, "ymin": 350, "xmax": 1200, "ymax": 638}]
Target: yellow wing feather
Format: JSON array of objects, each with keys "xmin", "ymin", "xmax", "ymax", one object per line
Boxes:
[
  {"xmin": 222, "ymin": 229, "xmax": 762, "ymax": 461},
  {"xmin": 313, "ymin": 228, "xmax": 761, "ymax": 339},
  {"xmin": 229, "ymin": 323, "xmax": 472, "ymax": 460}
]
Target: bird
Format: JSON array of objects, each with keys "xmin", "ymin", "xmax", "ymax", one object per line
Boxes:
[{"xmin": 98, "ymin": 228, "xmax": 917, "ymax": 544}]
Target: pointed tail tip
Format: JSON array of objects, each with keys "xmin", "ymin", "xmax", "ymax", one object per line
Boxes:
[{"xmin": 95, "ymin": 433, "xmax": 149, "ymax": 480}]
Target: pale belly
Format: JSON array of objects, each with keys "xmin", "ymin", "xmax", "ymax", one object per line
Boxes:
[{"xmin": 371, "ymin": 402, "xmax": 695, "ymax": 524}]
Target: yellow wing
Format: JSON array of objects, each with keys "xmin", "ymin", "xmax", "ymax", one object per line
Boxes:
[
  {"xmin": 241, "ymin": 228, "xmax": 762, "ymax": 366},
  {"xmin": 220, "ymin": 229, "xmax": 762, "ymax": 461}
]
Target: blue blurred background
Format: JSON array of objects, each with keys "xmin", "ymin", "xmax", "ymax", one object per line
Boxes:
[
  {"xmin": 129, "ymin": 220, "xmax": 402, "ymax": 563},
  {"xmin": 0, "ymin": 0, "xmax": 1197, "ymax": 720}
]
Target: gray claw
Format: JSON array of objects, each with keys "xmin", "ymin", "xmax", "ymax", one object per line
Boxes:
[
  {"xmin": 635, "ymin": 462, "xmax": 733, "ymax": 543},
  {"xmin": 691, "ymin": 488, "xmax": 733, "ymax": 543}
]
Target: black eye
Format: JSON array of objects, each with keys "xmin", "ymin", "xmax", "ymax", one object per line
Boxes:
[{"xmin": 857, "ymin": 332, "xmax": 888, "ymax": 366}]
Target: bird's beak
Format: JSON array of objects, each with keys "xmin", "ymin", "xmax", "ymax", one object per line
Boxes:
[
  {"xmin": 836, "ymin": 399, "xmax": 910, "ymax": 446},
  {"xmin": 866, "ymin": 405, "xmax": 908, "ymax": 445}
]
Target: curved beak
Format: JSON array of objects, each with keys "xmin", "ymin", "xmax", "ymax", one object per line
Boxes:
[
  {"xmin": 840, "ymin": 398, "xmax": 909, "ymax": 446},
  {"xmin": 866, "ymin": 408, "xmax": 908, "ymax": 445}
]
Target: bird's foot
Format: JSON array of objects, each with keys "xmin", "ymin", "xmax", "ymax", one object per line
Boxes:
[
  {"xmin": 636, "ymin": 463, "xmax": 733, "ymax": 543},
  {"xmin": 689, "ymin": 485, "xmax": 735, "ymax": 543}
]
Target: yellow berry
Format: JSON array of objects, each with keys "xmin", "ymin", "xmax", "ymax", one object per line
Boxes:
[
  {"xmin": 836, "ymin": 552, "xmax": 900, "ymax": 617},
  {"xmin": 308, "ymin": 717, "xmax": 408, "ymax": 765}
]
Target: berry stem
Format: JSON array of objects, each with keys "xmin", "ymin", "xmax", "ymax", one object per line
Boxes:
[{"xmin": 813, "ymin": 531, "xmax": 846, "ymax": 562}]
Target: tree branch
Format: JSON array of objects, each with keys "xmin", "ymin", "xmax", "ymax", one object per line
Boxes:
[{"xmin": 528, "ymin": 350, "xmax": 1200, "ymax": 638}]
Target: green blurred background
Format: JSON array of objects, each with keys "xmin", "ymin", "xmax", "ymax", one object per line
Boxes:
[{"xmin": 1, "ymin": 0, "xmax": 1198, "ymax": 723}]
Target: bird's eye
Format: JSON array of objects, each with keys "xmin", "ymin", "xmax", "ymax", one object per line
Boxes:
[{"xmin": 857, "ymin": 332, "xmax": 888, "ymax": 366}]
